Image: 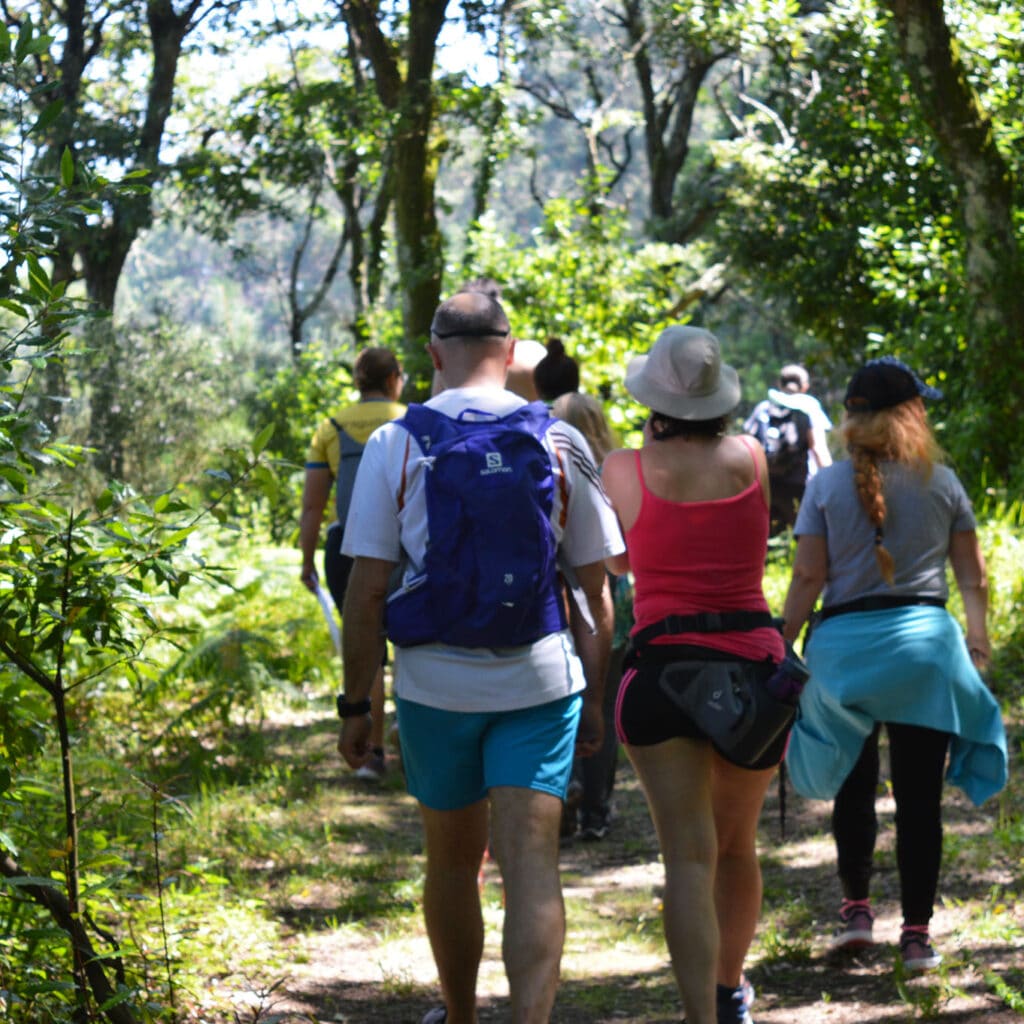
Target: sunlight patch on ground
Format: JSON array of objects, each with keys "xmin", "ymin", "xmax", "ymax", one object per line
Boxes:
[
  {"xmin": 771, "ymin": 831, "xmax": 838, "ymax": 870},
  {"xmin": 292, "ymin": 925, "xmax": 436, "ymax": 986},
  {"xmin": 291, "ymin": 911, "xmax": 512, "ymax": 997},
  {"xmin": 561, "ymin": 942, "xmax": 666, "ymax": 980},
  {"xmin": 562, "ymin": 860, "xmax": 665, "ymax": 901}
]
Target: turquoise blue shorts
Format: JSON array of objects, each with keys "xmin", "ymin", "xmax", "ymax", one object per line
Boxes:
[{"xmin": 396, "ymin": 694, "xmax": 582, "ymax": 811}]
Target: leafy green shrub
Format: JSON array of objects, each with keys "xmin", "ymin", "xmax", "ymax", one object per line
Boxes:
[
  {"xmin": 0, "ymin": 28, "xmax": 287, "ymax": 1014},
  {"xmin": 242, "ymin": 340, "xmax": 360, "ymax": 542}
]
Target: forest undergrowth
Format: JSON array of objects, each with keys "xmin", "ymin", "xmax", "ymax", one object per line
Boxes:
[{"xmin": 3, "ymin": 536, "xmax": 1023, "ymax": 1024}]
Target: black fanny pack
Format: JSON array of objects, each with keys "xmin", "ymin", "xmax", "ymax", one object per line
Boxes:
[{"xmin": 629, "ymin": 611, "xmax": 809, "ymax": 769}]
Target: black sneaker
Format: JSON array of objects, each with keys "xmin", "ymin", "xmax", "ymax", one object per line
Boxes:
[
  {"xmin": 355, "ymin": 750, "xmax": 386, "ymax": 781},
  {"xmin": 716, "ymin": 982, "xmax": 754, "ymax": 1024},
  {"xmin": 579, "ymin": 817, "xmax": 609, "ymax": 841}
]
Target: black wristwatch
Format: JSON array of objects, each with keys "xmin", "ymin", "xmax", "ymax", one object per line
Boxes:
[{"xmin": 336, "ymin": 694, "xmax": 372, "ymax": 719}]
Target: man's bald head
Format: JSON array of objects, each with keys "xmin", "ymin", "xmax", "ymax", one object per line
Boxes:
[
  {"xmin": 430, "ymin": 291, "xmax": 511, "ymax": 342},
  {"xmin": 427, "ymin": 292, "xmax": 516, "ymax": 390}
]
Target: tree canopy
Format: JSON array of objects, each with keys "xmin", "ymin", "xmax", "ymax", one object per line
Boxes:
[{"xmin": 8, "ymin": 0, "xmax": 1020, "ymax": 483}]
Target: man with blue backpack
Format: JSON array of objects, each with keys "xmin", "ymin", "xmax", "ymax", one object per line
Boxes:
[
  {"xmin": 337, "ymin": 290, "xmax": 623, "ymax": 1024},
  {"xmin": 299, "ymin": 346, "xmax": 406, "ymax": 780}
]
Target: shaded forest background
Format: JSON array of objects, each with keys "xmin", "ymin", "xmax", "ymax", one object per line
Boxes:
[
  {"xmin": 9, "ymin": 0, "xmax": 1024, "ymax": 491},
  {"xmin": 1, "ymin": 2, "xmax": 1023, "ymax": 1022}
]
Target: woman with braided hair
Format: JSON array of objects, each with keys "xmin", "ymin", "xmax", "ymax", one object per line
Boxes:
[{"xmin": 780, "ymin": 356, "xmax": 1007, "ymax": 974}]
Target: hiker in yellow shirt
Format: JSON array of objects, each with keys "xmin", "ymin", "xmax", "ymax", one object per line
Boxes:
[{"xmin": 300, "ymin": 347, "xmax": 406, "ymax": 780}]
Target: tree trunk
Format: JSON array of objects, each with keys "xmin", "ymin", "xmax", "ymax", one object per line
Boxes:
[
  {"xmin": 343, "ymin": 0, "xmax": 449, "ymax": 352},
  {"xmin": 622, "ymin": 1, "xmax": 722, "ymax": 241},
  {"xmin": 885, "ymin": 0, "xmax": 1024, "ymax": 474},
  {"xmin": 1, "ymin": 854, "xmax": 140, "ymax": 1024},
  {"xmin": 392, "ymin": 0, "xmax": 448, "ymax": 347},
  {"xmin": 86, "ymin": 321, "xmax": 128, "ymax": 481},
  {"xmin": 76, "ymin": 1, "xmax": 195, "ymax": 476}
]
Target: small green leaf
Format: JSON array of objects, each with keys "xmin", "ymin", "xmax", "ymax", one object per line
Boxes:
[
  {"xmin": 252, "ymin": 422, "xmax": 275, "ymax": 455},
  {"xmin": 31, "ymin": 100, "xmax": 63, "ymax": 138},
  {"xmin": 60, "ymin": 147, "xmax": 74, "ymax": 187},
  {"xmin": 25, "ymin": 253, "xmax": 50, "ymax": 299},
  {"xmin": 27, "ymin": 32, "xmax": 54, "ymax": 56},
  {"xmin": 0, "ymin": 465, "xmax": 28, "ymax": 492},
  {"xmin": 1, "ymin": 874, "xmax": 60, "ymax": 889},
  {"xmin": 22, "ymin": 980, "xmax": 77, "ymax": 996},
  {"xmin": 252, "ymin": 463, "xmax": 279, "ymax": 501},
  {"xmin": 13, "ymin": 19, "xmax": 32, "ymax": 62}
]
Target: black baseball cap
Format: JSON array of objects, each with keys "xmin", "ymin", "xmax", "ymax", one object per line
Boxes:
[{"xmin": 844, "ymin": 356, "xmax": 943, "ymax": 412}]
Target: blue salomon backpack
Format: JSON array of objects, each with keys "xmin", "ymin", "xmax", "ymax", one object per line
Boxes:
[{"xmin": 385, "ymin": 402, "xmax": 567, "ymax": 648}]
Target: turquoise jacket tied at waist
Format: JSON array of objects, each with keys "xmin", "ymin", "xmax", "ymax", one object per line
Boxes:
[{"xmin": 785, "ymin": 605, "xmax": 1007, "ymax": 807}]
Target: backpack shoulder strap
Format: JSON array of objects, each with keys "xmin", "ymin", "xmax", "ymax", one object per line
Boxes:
[
  {"xmin": 331, "ymin": 417, "xmax": 365, "ymax": 458},
  {"xmin": 395, "ymin": 403, "xmax": 447, "ymax": 453},
  {"xmin": 397, "ymin": 433, "xmax": 412, "ymax": 512},
  {"xmin": 505, "ymin": 400, "xmax": 557, "ymax": 440},
  {"xmin": 331, "ymin": 416, "xmax": 368, "ymax": 525},
  {"xmin": 391, "ymin": 405, "xmax": 437, "ymax": 513}
]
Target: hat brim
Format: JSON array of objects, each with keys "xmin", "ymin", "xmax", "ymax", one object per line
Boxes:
[{"xmin": 625, "ymin": 358, "xmax": 741, "ymax": 420}]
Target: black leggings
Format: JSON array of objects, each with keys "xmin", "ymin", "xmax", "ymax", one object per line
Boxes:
[{"xmin": 832, "ymin": 721, "xmax": 950, "ymax": 926}]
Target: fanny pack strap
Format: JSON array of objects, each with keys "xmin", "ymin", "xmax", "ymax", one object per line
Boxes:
[{"xmin": 631, "ymin": 610, "xmax": 778, "ymax": 650}]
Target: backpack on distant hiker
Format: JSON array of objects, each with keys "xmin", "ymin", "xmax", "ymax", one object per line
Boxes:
[
  {"xmin": 384, "ymin": 402, "xmax": 568, "ymax": 649},
  {"xmin": 746, "ymin": 401, "xmax": 812, "ymax": 486},
  {"xmin": 330, "ymin": 418, "xmax": 364, "ymax": 528}
]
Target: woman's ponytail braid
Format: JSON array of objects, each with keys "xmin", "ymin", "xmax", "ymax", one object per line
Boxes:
[{"xmin": 851, "ymin": 445, "xmax": 895, "ymax": 584}]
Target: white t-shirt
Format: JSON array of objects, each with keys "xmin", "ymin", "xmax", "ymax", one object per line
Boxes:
[
  {"xmin": 767, "ymin": 388, "xmax": 832, "ymax": 433},
  {"xmin": 342, "ymin": 385, "xmax": 626, "ymax": 712}
]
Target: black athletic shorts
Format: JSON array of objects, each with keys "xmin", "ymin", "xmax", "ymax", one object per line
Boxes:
[
  {"xmin": 616, "ymin": 643, "xmax": 786, "ymax": 770},
  {"xmin": 323, "ymin": 521, "xmax": 387, "ymax": 668},
  {"xmin": 323, "ymin": 521, "xmax": 355, "ymax": 611}
]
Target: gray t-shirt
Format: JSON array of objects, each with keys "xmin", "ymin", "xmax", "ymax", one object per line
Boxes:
[{"xmin": 794, "ymin": 460, "xmax": 976, "ymax": 607}]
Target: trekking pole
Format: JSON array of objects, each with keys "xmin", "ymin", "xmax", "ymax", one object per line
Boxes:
[
  {"xmin": 314, "ymin": 581, "xmax": 343, "ymax": 660},
  {"xmin": 778, "ymin": 760, "xmax": 787, "ymax": 840}
]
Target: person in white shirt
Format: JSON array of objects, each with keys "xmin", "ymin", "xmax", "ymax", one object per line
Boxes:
[
  {"xmin": 338, "ymin": 290, "xmax": 624, "ymax": 1024},
  {"xmin": 767, "ymin": 363, "xmax": 833, "ymax": 477},
  {"xmin": 745, "ymin": 364, "xmax": 833, "ymax": 533}
]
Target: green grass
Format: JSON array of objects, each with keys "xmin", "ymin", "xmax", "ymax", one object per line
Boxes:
[{"xmin": 4, "ymin": 517, "xmax": 1024, "ymax": 1023}]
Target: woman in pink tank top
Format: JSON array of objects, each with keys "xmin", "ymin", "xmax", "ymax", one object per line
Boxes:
[{"xmin": 603, "ymin": 326, "xmax": 781, "ymax": 1024}]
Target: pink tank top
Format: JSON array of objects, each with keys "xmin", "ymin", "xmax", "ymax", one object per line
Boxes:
[{"xmin": 627, "ymin": 441, "xmax": 784, "ymax": 662}]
